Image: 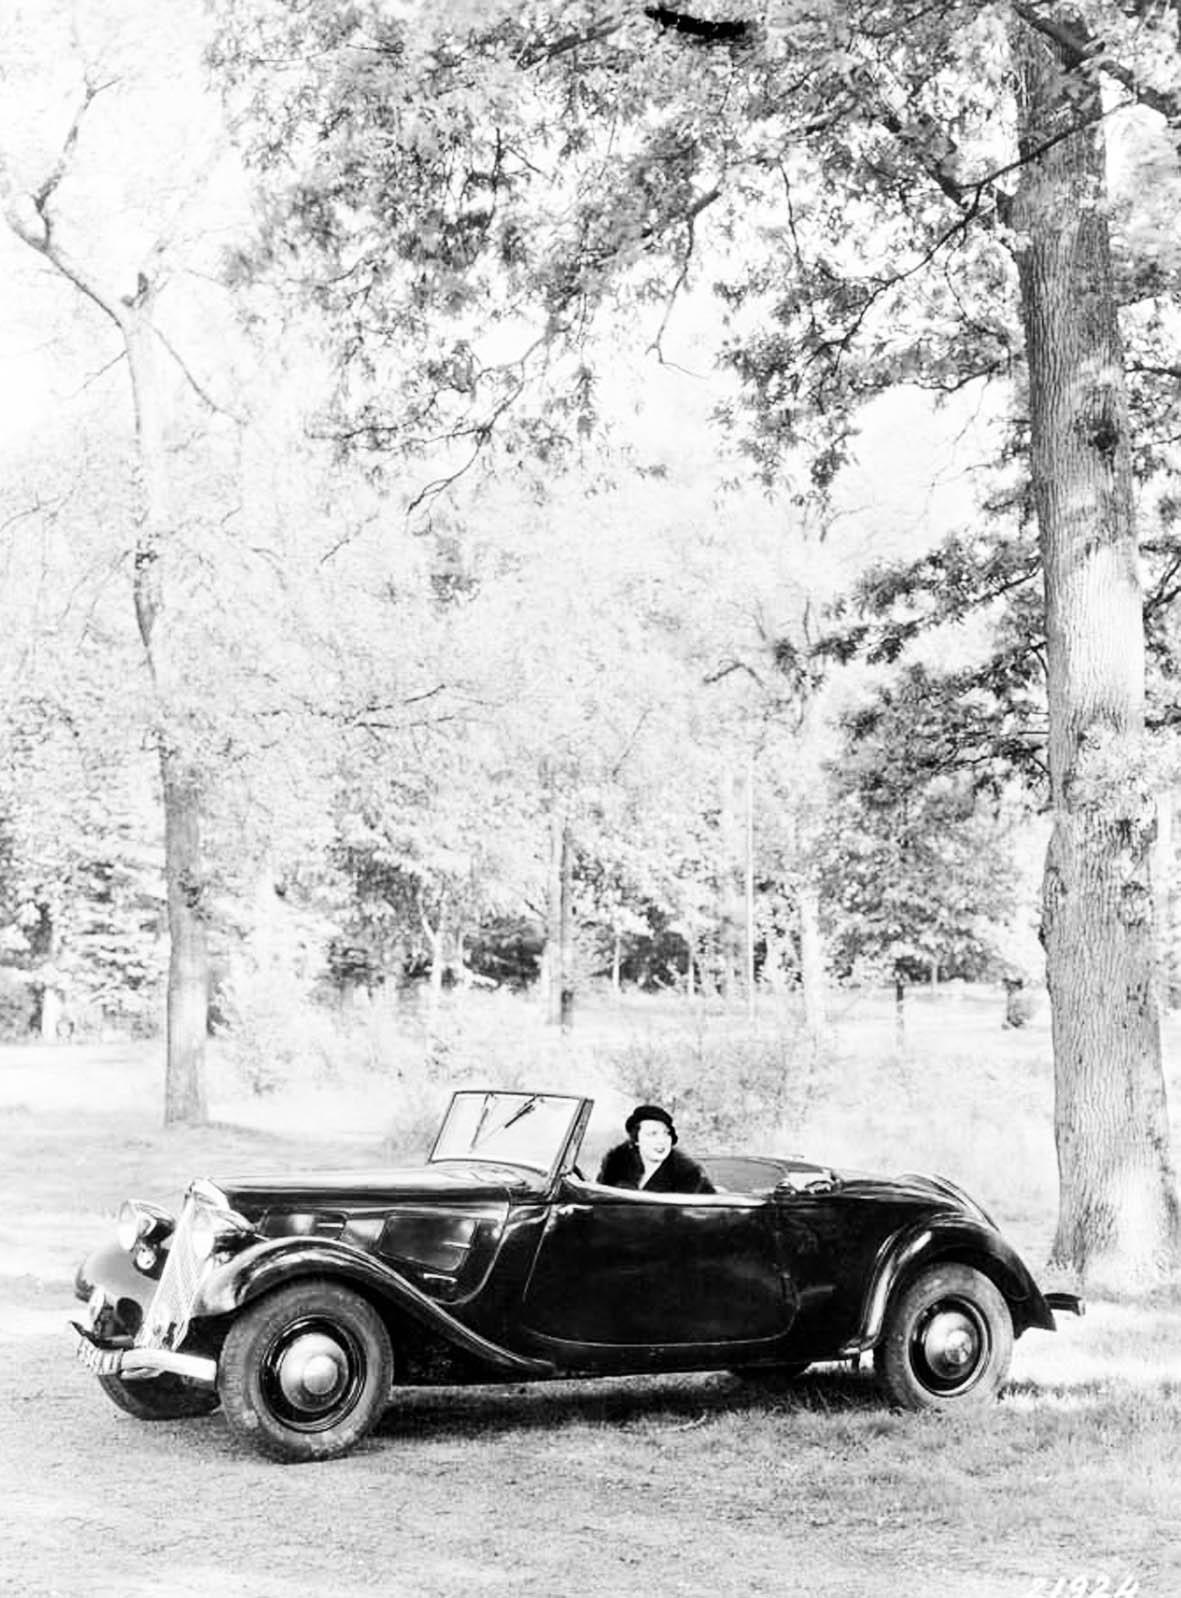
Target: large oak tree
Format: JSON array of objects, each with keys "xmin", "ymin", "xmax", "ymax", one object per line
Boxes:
[{"xmin": 210, "ymin": 0, "xmax": 1181, "ymax": 1282}]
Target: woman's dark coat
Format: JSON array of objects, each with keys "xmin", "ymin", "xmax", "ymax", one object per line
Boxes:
[{"xmin": 596, "ymin": 1141, "xmax": 715, "ymax": 1194}]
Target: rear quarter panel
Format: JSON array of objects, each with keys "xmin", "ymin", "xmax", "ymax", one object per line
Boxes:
[
  {"xmin": 776, "ymin": 1188, "xmax": 1053, "ymax": 1357},
  {"xmin": 772, "ymin": 1191, "xmax": 930, "ymax": 1357}
]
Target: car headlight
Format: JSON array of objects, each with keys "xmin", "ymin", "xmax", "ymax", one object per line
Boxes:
[
  {"xmin": 116, "ymin": 1200, "xmax": 174, "ymax": 1253},
  {"xmin": 190, "ymin": 1206, "xmax": 255, "ymax": 1262}
]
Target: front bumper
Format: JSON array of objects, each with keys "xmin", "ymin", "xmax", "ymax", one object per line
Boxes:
[{"xmin": 70, "ymin": 1322, "xmax": 218, "ymax": 1385}]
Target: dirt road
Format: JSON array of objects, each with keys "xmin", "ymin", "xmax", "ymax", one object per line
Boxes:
[{"xmin": 0, "ymin": 1277, "xmax": 1055, "ymax": 1598}]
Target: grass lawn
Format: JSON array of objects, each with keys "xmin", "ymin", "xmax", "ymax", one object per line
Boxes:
[{"xmin": 0, "ymin": 990, "xmax": 1178, "ymax": 1598}]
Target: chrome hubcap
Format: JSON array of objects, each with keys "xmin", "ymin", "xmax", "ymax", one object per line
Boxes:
[
  {"xmin": 911, "ymin": 1298, "xmax": 988, "ymax": 1393},
  {"xmin": 275, "ymin": 1333, "xmax": 349, "ymax": 1412},
  {"xmin": 923, "ymin": 1311, "xmax": 979, "ymax": 1379}
]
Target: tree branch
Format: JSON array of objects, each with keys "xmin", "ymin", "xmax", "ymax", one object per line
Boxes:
[
  {"xmin": 1, "ymin": 78, "xmax": 127, "ymax": 331},
  {"xmin": 515, "ymin": 10, "xmax": 627, "ymax": 67},
  {"xmin": 643, "ymin": 6, "xmax": 751, "ymax": 43},
  {"xmin": 1012, "ymin": 0, "xmax": 1181, "ymax": 124},
  {"xmin": 152, "ymin": 326, "xmax": 245, "ymax": 423},
  {"xmin": 30, "ymin": 77, "xmax": 117, "ymax": 215}
]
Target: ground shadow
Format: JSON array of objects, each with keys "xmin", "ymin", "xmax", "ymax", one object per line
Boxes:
[{"xmin": 372, "ymin": 1362, "xmax": 883, "ymax": 1444}]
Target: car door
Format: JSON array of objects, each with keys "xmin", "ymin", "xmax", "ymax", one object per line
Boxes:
[{"xmin": 518, "ymin": 1179, "xmax": 796, "ymax": 1360}]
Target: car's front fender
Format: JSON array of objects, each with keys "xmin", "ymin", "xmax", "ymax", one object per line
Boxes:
[
  {"xmin": 843, "ymin": 1217, "xmax": 1056, "ymax": 1355},
  {"xmin": 196, "ymin": 1237, "xmax": 554, "ymax": 1377},
  {"xmin": 74, "ymin": 1239, "xmax": 159, "ymax": 1338}
]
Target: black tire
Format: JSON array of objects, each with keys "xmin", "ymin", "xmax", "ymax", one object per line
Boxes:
[
  {"xmin": 98, "ymin": 1373, "xmax": 219, "ymax": 1421},
  {"xmin": 217, "ymin": 1280, "xmax": 393, "ymax": 1463},
  {"xmin": 874, "ymin": 1262, "xmax": 1013, "ymax": 1411}
]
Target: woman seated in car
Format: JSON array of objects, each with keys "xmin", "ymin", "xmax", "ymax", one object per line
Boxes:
[{"xmin": 597, "ymin": 1104, "xmax": 715, "ymax": 1194}]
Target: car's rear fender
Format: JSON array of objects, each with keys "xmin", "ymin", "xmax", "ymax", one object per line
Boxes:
[
  {"xmin": 844, "ymin": 1217, "xmax": 1056, "ymax": 1354},
  {"xmin": 196, "ymin": 1236, "xmax": 555, "ymax": 1377}
]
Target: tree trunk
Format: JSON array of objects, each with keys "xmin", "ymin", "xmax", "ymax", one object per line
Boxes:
[
  {"xmin": 416, "ymin": 889, "xmax": 446, "ymax": 1016},
  {"xmin": 744, "ymin": 750, "xmax": 756, "ymax": 1020},
  {"xmin": 1003, "ymin": 977, "xmax": 1031, "ymax": 1030},
  {"xmin": 893, "ymin": 973, "xmax": 906, "ymax": 1051},
  {"xmin": 545, "ymin": 800, "xmax": 574, "ymax": 1028},
  {"xmin": 798, "ymin": 880, "xmax": 827, "ymax": 1042},
  {"xmin": 161, "ymin": 755, "xmax": 208, "ymax": 1124},
  {"xmin": 718, "ymin": 767, "xmax": 743, "ymax": 1001},
  {"xmin": 1012, "ymin": 14, "xmax": 1180, "ymax": 1284},
  {"xmin": 34, "ymin": 908, "xmax": 65, "ymax": 1040},
  {"xmin": 126, "ymin": 312, "xmax": 210, "ymax": 1126},
  {"xmin": 4, "ymin": 178, "xmax": 211, "ymax": 1123},
  {"xmin": 456, "ymin": 927, "xmax": 473, "ymax": 990},
  {"xmin": 38, "ymin": 983, "xmax": 64, "ymax": 1041},
  {"xmin": 1156, "ymin": 794, "xmax": 1177, "ymax": 1006}
]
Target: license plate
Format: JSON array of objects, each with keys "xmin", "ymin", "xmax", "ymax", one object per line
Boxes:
[{"xmin": 72, "ymin": 1327, "xmax": 126, "ymax": 1377}]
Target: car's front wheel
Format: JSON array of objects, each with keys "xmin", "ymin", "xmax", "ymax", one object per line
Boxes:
[
  {"xmin": 218, "ymin": 1280, "xmax": 393, "ymax": 1463},
  {"xmin": 98, "ymin": 1373, "xmax": 219, "ymax": 1421},
  {"xmin": 875, "ymin": 1263, "xmax": 1013, "ymax": 1411}
]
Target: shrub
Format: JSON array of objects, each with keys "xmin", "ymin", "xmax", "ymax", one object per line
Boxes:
[
  {"xmin": 215, "ymin": 960, "xmax": 341, "ymax": 1096},
  {"xmin": 608, "ymin": 1003, "xmax": 831, "ymax": 1150}
]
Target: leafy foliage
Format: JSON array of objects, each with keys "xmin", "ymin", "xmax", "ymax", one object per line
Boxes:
[{"xmin": 820, "ymin": 773, "xmax": 1021, "ymax": 987}]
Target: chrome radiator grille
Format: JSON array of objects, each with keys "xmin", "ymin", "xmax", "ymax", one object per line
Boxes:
[{"xmin": 136, "ymin": 1186, "xmax": 218, "ymax": 1351}]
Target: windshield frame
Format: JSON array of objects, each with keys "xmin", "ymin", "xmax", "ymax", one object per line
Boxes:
[{"xmin": 429, "ymin": 1090, "xmax": 591, "ymax": 1186}]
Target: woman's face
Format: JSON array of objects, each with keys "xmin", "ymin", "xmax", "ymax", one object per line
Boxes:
[{"xmin": 636, "ymin": 1119, "xmax": 673, "ymax": 1165}]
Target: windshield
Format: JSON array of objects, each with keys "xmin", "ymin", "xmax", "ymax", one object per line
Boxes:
[{"xmin": 430, "ymin": 1091, "xmax": 585, "ymax": 1174}]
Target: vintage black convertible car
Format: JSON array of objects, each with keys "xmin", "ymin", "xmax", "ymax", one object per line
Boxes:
[{"xmin": 71, "ymin": 1089, "xmax": 1081, "ymax": 1462}]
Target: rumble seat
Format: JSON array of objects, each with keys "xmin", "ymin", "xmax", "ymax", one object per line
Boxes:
[{"xmin": 701, "ymin": 1156, "xmax": 793, "ymax": 1195}]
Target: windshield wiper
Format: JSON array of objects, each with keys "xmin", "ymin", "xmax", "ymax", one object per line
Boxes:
[
  {"xmin": 471, "ymin": 1095, "xmax": 494, "ymax": 1149},
  {"xmin": 474, "ymin": 1095, "xmax": 540, "ymax": 1148},
  {"xmin": 500, "ymin": 1095, "xmax": 540, "ymax": 1132}
]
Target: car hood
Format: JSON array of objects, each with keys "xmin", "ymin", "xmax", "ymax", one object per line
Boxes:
[{"xmin": 209, "ymin": 1160, "xmax": 546, "ymax": 1214}]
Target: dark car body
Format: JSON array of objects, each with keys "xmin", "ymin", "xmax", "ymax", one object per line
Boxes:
[{"xmin": 72, "ymin": 1090, "xmax": 1080, "ymax": 1462}]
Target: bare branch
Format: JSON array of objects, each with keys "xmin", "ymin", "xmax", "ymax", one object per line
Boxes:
[
  {"xmin": 30, "ymin": 77, "xmax": 118, "ymax": 216},
  {"xmin": 1, "ymin": 78, "xmax": 126, "ymax": 329},
  {"xmin": 405, "ymin": 440, "xmax": 485, "ymax": 515},
  {"xmin": 70, "ymin": 351, "xmax": 127, "ymax": 394},
  {"xmin": 516, "ymin": 8, "xmax": 627, "ymax": 67},
  {"xmin": 152, "ymin": 326, "xmax": 245, "ymax": 423},
  {"xmin": 703, "ymin": 657, "xmax": 767, "ymax": 689},
  {"xmin": 0, "ymin": 494, "xmax": 70, "ymax": 538},
  {"xmin": 647, "ymin": 186, "xmax": 721, "ymax": 361},
  {"xmin": 609, "ymin": 707, "xmax": 653, "ymax": 778}
]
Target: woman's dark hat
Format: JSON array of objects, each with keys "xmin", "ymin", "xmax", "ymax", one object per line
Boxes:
[{"xmin": 625, "ymin": 1104, "xmax": 677, "ymax": 1143}]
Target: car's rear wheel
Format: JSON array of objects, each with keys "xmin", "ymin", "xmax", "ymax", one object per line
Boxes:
[
  {"xmin": 98, "ymin": 1373, "xmax": 219, "ymax": 1420},
  {"xmin": 875, "ymin": 1263, "xmax": 1013, "ymax": 1411},
  {"xmin": 218, "ymin": 1280, "xmax": 393, "ymax": 1463}
]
